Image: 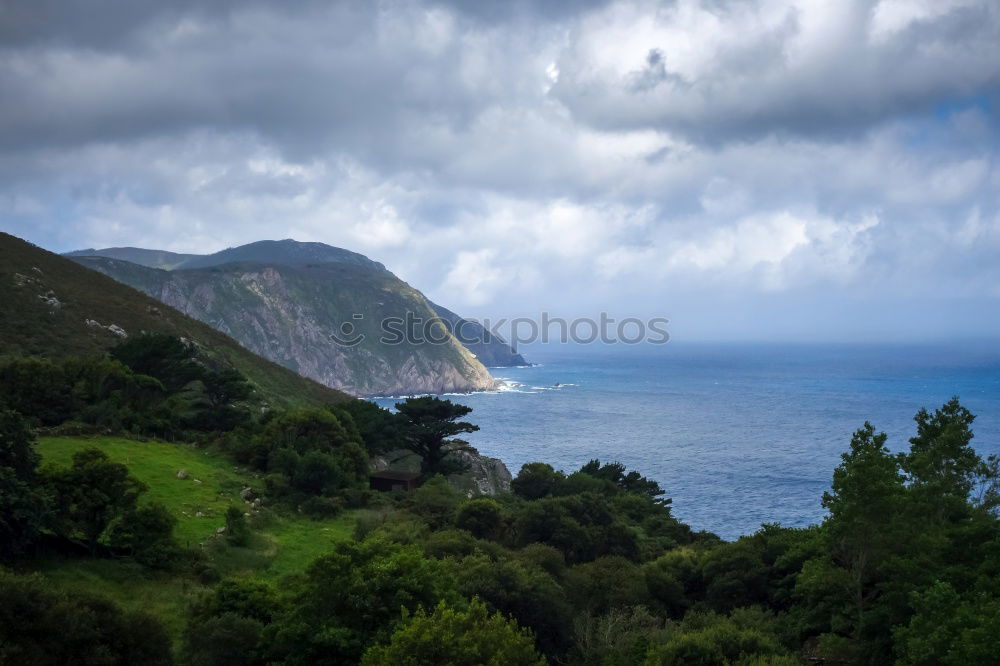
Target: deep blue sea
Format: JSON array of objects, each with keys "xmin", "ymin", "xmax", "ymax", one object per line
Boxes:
[{"xmin": 377, "ymin": 342, "xmax": 1000, "ymax": 540}]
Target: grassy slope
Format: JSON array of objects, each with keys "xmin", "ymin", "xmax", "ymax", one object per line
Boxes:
[
  {"xmin": 0, "ymin": 232, "xmax": 351, "ymax": 408},
  {"xmin": 32, "ymin": 436, "xmax": 356, "ymax": 645}
]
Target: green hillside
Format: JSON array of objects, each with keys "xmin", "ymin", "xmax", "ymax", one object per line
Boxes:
[
  {"xmin": 1, "ymin": 233, "xmax": 350, "ymax": 408},
  {"xmin": 32, "ymin": 435, "xmax": 356, "ymax": 643}
]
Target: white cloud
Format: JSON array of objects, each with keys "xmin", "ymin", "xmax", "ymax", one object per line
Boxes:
[{"xmin": 1, "ymin": 0, "xmax": 998, "ymax": 338}]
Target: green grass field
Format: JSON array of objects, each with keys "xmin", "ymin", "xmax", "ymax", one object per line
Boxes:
[
  {"xmin": 39, "ymin": 436, "xmax": 248, "ymax": 545},
  {"xmin": 33, "ymin": 435, "xmax": 358, "ymax": 644}
]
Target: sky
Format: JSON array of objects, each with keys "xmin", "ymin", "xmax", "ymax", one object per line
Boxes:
[{"xmin": 1, "ymin": 0, "xmax": 999, "ymax": 342}]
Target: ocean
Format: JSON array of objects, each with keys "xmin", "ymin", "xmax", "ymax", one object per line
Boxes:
[{"xmin": 377, "ymin": 342, "xmax": 1000, "ymax": 540}]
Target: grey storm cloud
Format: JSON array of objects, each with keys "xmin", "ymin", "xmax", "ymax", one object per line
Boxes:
[
  {"xmin": 550, "ymin": 0, "xmax": 1000, "ymax": 143},
  {"xmin": 1, "ymin": 0, "xmax": 999, "ymax": 341}
]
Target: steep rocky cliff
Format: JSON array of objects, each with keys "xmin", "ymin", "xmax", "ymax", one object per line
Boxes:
[
  {"xmin": 70, "ymin": 250, "xmax": 498, "ymax": 397},
  {"xmin": 428, "ymin": 301, "xmax": 529, "ymax": 367}
]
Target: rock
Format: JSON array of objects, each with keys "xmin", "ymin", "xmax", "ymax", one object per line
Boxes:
[
  {"xmin": 448, "ymin": 449, "xmax": 513, "ymax": 497},
  {"xmin": 371, "ymin": 448, "xmax": 512, "ymax": 497},
  {"xmin": 215, "ymin": 526, "xmax": 226, "ymax": 534},
  {"xmin": 240, "ymin": 486, "xmax": 255, "ymax": 501},
  {"xmin": 84, "ymin": 318, "xmax": 127, "ymax": 337},
  {"xmin": 195, "ymin": 511, "xmax": 205, "ymax": 517},
  {"xmin": 38, "ymin": 291, "xmax": 61, "ymax": 308},
  {"xmin": 176, "ymin": 469, "xmax": 188, "ymax": 480},
  {"xmin": 193, "ymin": 478, "xmax": 202, "ymax": 484}
]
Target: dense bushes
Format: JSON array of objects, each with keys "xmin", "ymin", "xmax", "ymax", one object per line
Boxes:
[
  {"xmin": 0, "ymin": 570, "xmax": 172, "ymax": 665},
  {"xmin": 0, "ymin": 410, "xmax": 187, "ymax": 567},
  {"xmin": 361, "ymin": 599, "xmax": 546, "ymax": 666},
  {"xmin": 3, "ymin": 336, "xmax": 999, "ymax": 666},
  {"xmin": 0, "ymin": 334, "xmax": 256, "ymax": 438}
]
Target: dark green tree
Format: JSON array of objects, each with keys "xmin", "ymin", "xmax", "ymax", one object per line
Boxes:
[
  {"xmin": 361, "ymin": 599, "xmax": 546, "ymax": 666},
  {"xmin": 511, "ymin": 462, "xmax": 564, "ymax": 500},
  {"xmin": 0, "ymin": 410, "xmax": 50, "ymax": 557},
  {"xmin": 797, "ymin": 422, "xmax": 909, "ymax": 664},
  {"xmin": 225, "ymin": 506, "xmax": 251, "ymax": 547},
  {"xmin": 110, "ymin": 501, "xmax": 181, "ymax": 568},
  {"xmin": 395, "ymin": 397, "xmax": 478, "ymax": 478},
  {"xmin": 264, "ymin": 538, "xmax": 460, "ymax": 664},
  {"xmin": 47, "ymin": 447, "xmax": 146, "ymax": 553},
  {"xmin": 900, "ymin": 397, "xmax": 981, "ymax": 522},
  {"xmin": 455, "ymin": 497, "xmax": 505, "ymax": 541},
  {"xmin": 0, "ymin": 357, "xmax": 73, "ymax": 426},
  {"xmin": 455, "ymin": 553, "xmax": 574, "ymax": 658},
  {"xmin": 0, "ymin": 570, "xmax": 172, "ymax": 665},
  {"xmin": 580, "ymin": 459, "xmax": 671, "ymax": 506}
]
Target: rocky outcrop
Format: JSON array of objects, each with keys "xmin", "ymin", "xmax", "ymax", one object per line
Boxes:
[
  {"xmin": 447, "ymin": 449, "xmax": 513, "ymax": 497},
  {"xmin": 371, "ymin": 449, "xmax": 513, "ymax": 497}
]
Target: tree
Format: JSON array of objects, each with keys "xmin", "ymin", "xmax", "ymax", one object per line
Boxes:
[
  {"xmin": 511, "ymin": 462, "xmax": 564, "ymax": 500},
  {"xmin": 183, "ymin": 612, "xmax": 265, "ymax": 666},
  {"xmin": 579, "ymin": 459, "xmax": 671, "ymax": 506},
  {"xmin": 110, "ymin": 501, "xmax": 182, "ymax": 568},
  {"xmin": 894, "ymin": 581, "xmax": 1000, "ymax": 666},
  {"xmin": 47, "ymin": 447, "xmax": 145, "ymax": 553},
  {"xmin": 455, "ymin": 498, "xmax": 505, "ymax": 540},
  {"xmin": 110, "ymin": 333, "xmax": 202, "ymax": 392},
  {"xmin": 225, "ymin": 506, "xmax": 251, "ymax": 547},
  {"xmin": 900, "ymin": 397, "xmax": 981, "ymax": 522},
  {"xmin": 0, "ymin": 410, "xmax": 49, "ymax": 556},
  {"xmin": 264, "ymin": 538, "xmax": 460, "ymax": 664},
  {"xmin": 0, "ymin": 358, "xmax": 74, "ymax": 426},
  {"xmin": 455, "ymin": 554, "xmax": 574, "ymax": 658},
  {"xmin": 800, "ymin": 422, "xmax": 909, "ymax": 664},
  {"xmin": 361, "ymin": 599, "xmax": 546, "ymax": 666},
  {"xmin": 338, "ymin": 399, "xmax": 404, "ymax": 455},
  {"xmin": 395, "ymin": 397, "xmax": 478, "ymax": 478},
  {"xmin": 0, "ymin": 570, "xmax": 172, "ymax": 666}
]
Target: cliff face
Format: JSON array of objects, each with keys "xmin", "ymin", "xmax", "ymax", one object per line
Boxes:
[
  {"xmin": 428, "ymin": 302, "xmax": 529, "ymax": 368},
  {"xmin": 71, "ymin": 255, "xmax": 497, "ymax": 397}
]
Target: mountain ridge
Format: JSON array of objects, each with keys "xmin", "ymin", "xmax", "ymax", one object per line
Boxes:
[
  {"xmin": 66, "ymin": 240, "xmax": 528, "ymax": 395},
  {"xmin": 1, "ymin": 233, "xmax": 350, "ymax": 408}
]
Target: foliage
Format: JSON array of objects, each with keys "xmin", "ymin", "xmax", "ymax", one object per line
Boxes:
[
  {"xmin": 512, "ymin": 462, "xmax": 564, "ymax": 500},
  {"xmin": 893, "ymin": 581, "xmax": 1000, "ymax": 666},
  {"xmin": 109, "ymin": 501, "xmax": 183, "ymax": 568},
  {"xmin": 225, "ymin": 506, "xmax": 251, "ymax": 547},
  {"xmin": 454, "ymin": 553, "xmax": 574, "ymax": 658},
  {"xmin": 264, "ymin": 538, "xmax": 460, "ymax": 664},
  {"xmin": 455, "ymin": 497, "xmax": 506, "ymax": 540},
  {"xmin": 0, "ymin": 569, "xmax": 172, "ymax": 665},
  {"xmin": 233, "ymin": 407, "xmax": 369, "ymax": 502},
  {"xmin": 0, "ymin": 410, "xmax": 49, "ymax": 556},
  {"xmin": 4, "ymin": 340, "xmax": 999, "ymax": 666},
  {"xmin": 46, "ymin": 447, "xmax": 146, "ymax": 552},
  {"xmin": 361, "ymin": 598, "xmax": 546, "ymax": 666},
  {"xmin": 395, "ymin": 396, "xmax": 479, "ymax": 478}
]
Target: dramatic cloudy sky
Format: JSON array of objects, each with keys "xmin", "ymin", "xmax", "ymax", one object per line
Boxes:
[{"xmin": 2, "ymin": 0, "xmax": 999, "ymax": 341}]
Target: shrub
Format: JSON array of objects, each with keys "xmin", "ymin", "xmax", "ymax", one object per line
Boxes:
[
  {"xmin": 361, "ymin": 599, "xmax": 546, "ymax": 666},
  {"xmin": 225, "ymin": 506, "xmax": 251, "ymax": 547}
]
